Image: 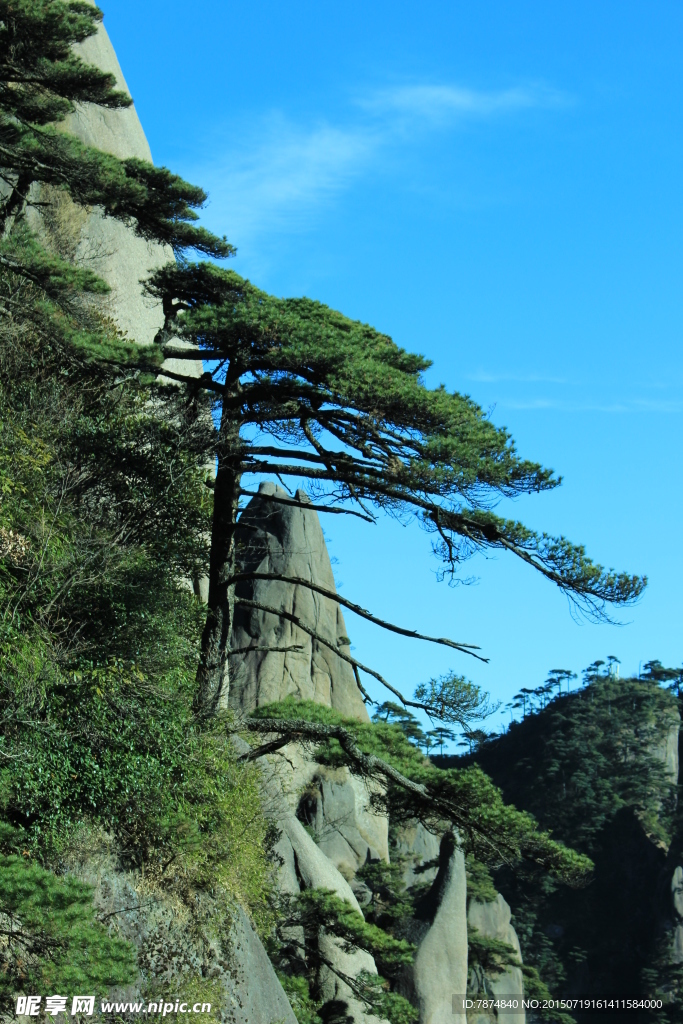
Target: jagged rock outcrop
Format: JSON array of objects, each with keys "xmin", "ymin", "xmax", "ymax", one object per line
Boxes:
[
  {"xmin": 231, "ymin": 482, "xmax": 370, "ymax": 721},
  {"xmin": 34, "ymin": 6, "xmax": 201, "ymax": 384},
  {"xmin": 468, "ymin": 894, "xmax": 525, "ymax": 1022},
  {"xmin": 397, "ymin": 834, "xmax": 469, "ymax": 1024},
  {"xmin": 393, "ymin": 822, "xmax": 440, "ymax": 889},
  {"xmin": 230, "ymin": 487, "xmax": 524, "ymax": 1023},
  {"xmin": 297, "ymin": 767, "xmax": 390, "ymax": 878},
  {"xmin": 233, "ymin": 733, "xmax": 383, "ymax": 1024},
  {"xmin": 29, "ymin": 12, "xmax": 168, "ymax": 348},
  {"xmin": 231, "ymin": 484, "xmax": 389, "ymax": 880}
]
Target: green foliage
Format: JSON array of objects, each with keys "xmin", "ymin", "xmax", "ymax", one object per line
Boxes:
[
  {"xmin": 460, "ymin": 666, "xmax": 681, "ymax": 1011},
  {"xmin": 468, "ymin": 926, "xmax": 520, "ymax": 978},
  {"xmin": 0, "ymin": 319, "xmax": 273, "ymax": 1003},
  {"xmin": 250, "ymin": 699, "xmax": 593, "ymax": 886},
  {"xmin": 148, "ymin": 260, "xmax": 644, "ymax": 626},
  {"xmin": 372, "ymin": 701, "xmax": 427, "ymax": 748},
  {"xmin": 414, "ymin": 672, "xmax": 496, "ymax": 726},
  {"xmin": 355, "ymin": 859, "xmax": 416, "ymax": 931},
  {"xmin": 465, "ymin": 854, "xmax": 497, "ymax": 904},
  {"xmin": 274, "ymin": 889, "xmax": 417, "ymax": 1024},
  {"xmin": 277, "ymin": 973, "xmax": 324, "ymax": 1024},
  {"xmin": 0, "ymin": 318, "xmax": 211, "ymax": 647},
  {"xmin": 520, "ymin": 965, "xmax": 576, "ymax": 1024},
  {"xmin": 356, "ymin": 973, "xmax": 419, "ymax": 1024},
  {"xmin": 0, "ymin": 319, "xmax": 273, "ymax": 898},
  {"xmin": 0, "ymin": 846, "xmax": 136, "ymax": 999},
  {"xmin": 0, "ymin": 650, "xmax": 273, "ymax": 898},
  {"xmin": 0, "ymin": 11, "xmax": 271, "ymax": 984},
  {"xmin": 0, "ymin": 227, "xmax": 111, "ymax": 298},
  {"xmin": 0, "ymin": 0, "xmax": 231, "ymax": 321},
  {"xmin": 296, "ymin": 890, "xmax": 414, "ymax": 974},
  {"xmin": 0, "ymin": 0, "xmax": 131, "ymax": 125},
  {"xmin": 472, "ymin": 668, "xmax": 678, "ymax": 851}
]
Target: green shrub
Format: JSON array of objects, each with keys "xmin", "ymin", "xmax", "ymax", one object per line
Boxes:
[{"xmin": 0, "ymin": 849, "xmax": 136, "ymax": 1000}]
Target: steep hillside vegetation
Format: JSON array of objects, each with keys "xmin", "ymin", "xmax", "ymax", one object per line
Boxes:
[{"xmin": 440, "ymin": 663, "xmax": 683, "ymax": 1021}]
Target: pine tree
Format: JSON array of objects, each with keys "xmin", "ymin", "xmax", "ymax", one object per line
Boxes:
[
  {"xmin": 0, "ymin": 0, "xmax": 230, "ymax": 297},
  {"xmin": 0, "ymin": 3, "xmax": 273, "ymax": 1003},
  {"xmin": 141, "ymin": 263, "xmax": 646, "ymax": 718}
]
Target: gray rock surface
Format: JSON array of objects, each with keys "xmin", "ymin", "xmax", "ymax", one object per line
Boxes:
[
  {"xmin": 223, "ymin": 906, "xmax": 298, "ymax": 1024},
  {"xmin": 317, "ymin": 931, "xmax": 383, "ymax": 1024},
  {"xmin": 277, "ymin": 819, "xmax": 384, "ymax": 1024},
  {"xmin": 468, "ymin": 894, "xmax": 525, "ymax": 1022},
  {"xmin": 298, "ymin": 767, "xmax": 390, "ymax": 877},
  {"xmin": 236, "ymin": 736, "xmax": 384, "ymax": 1024},
  {"xmin": 64, "ymin": 15, "xmax": 175, "ymax": 349},
  {"xmin": 280, "ymin": 813, "xmax": 363, "ymax": 913},
  {"xmin": 230, "ymin": 487, "xmax": 388, "ymax": 875},
  {"xmin": 393, "ymin": 821, "xmax": 441, "ymax": 889},
  {"xmin": 34, "ymin": 7, "xmax": 202, "ymax": 380},
  {"xmin": 230, "ymin": 483, "xmax": 370, "ymax": 721},
  {"xmin": 65, "ymin": 832, "xmax": 296, "ymax": 1024},
  {"xmin": 410, "ymin": 834, "xmax": 469, "ymax": 1024},
  {"xmin": 656, "ymin": 717, "xmax": 680, "ymax": 788}
]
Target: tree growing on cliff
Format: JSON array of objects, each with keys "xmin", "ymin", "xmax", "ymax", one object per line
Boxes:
[
  {"xmin": 0, "ymin": 5, "xmax": 648, "ymax": 1017},
  {"xmin": 141, "ymin": 263, "xmax": 646, "ymax": 719},
  {"xmin": 0, "ymin": 2, "xmax": 272, "ymax": 1003},
  {"xmin": 0, "ymin": 0, "xmax": 230, "ymax": 300}
]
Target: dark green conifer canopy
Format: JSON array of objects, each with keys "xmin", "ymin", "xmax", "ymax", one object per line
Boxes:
[
  {"xmin": 0, "ymin": 1, "xmax": 131, "ymax": 123},
  {"xmin": 0, "ymin": 0, "xmax": 232, "ymax": 261},
  {"xmin": 149, "ymin": 262, "xmax": 646, "ymax": 618}
]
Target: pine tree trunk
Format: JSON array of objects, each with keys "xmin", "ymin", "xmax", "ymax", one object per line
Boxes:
[{"xmin": 194, "ymin": 396, "xmax": 243, "ymax": 717}]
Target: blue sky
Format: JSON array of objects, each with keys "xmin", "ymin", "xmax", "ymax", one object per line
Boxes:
[{"xmin": 104, "ymin": 0, "xmax": 682, "ymax": 734}]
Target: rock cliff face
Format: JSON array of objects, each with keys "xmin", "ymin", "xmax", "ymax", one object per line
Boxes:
[
  {"xmin": 230, "ymin": 487, "xmax": 529, "ymax": 1023},
  {"xmin": 37, "ymin": 14, "xmax": 170, "ymax": 348},
  {"xmin": 34, "ymin": 8, "xmax": 202, "ymax": 380},
  {"xmin": 63, "ymin": 832, "xmax": 297, "ymax": 1024},
  {"xmin": 230, "ymin": 483, "xmax": 369, "ymax": 722},
  {"xmin": 468, "ymin": 895, "xmax": 525, "ymax": 1022},
  {"xmin": 404, "ymin": 834, "xmax": 469, "ymax": 1024}
]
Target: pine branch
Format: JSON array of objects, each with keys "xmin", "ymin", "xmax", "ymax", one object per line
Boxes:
[
  {"xmin": 238, "ymin": 488, "xmax": 376, "ymax": 523},
  {"xmin": 237, "ymin": 716, "xmax": 505, "ymax": 861},
  {"xmin": 229, "ymin": 572, "xmax": 484, "ymax": 659},
  {"xmin": 234, "ymin": 597, "xmax": 479, "ymax": 723},
  {"xmin": 228, "ymin": 644, "xmax": 304, "ymax": 655},
  {"xmin": 238, "ymin": 716, "xmax": 432, "ymax": 798}
]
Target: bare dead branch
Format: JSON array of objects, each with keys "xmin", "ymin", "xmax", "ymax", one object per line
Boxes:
[
  {"xmin": 234, "ymin": 597, "xmax": 477, "ymax": 723},
  {"xmin": 228, "ymin": 644, "xmax": 305, "ymax": 655},
  {"xmin": 229, "ymin": 572, "xmax": 484, "ymax": 660},
  {"xmin": 238, "ymin": 489, "xmax": 376, "ymax": 523}
]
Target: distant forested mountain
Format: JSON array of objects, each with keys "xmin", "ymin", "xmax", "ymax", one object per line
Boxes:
[{"xmin": 436, "ymin": 662, "xmax": 683, "ymax": 1022}]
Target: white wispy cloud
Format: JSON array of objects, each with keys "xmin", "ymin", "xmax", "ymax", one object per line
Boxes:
[
  {"xmin": 360, "ymin": 83, "xmax": 569, "ymax": 123},
  {"xmin": 499, "ymin": 397, "xmax": 682, "ymax": 414},
  {"xmin": 467, "ymin": 371, "xmax": 570, "ymax": 385},
  {"xmin": 201, "ymin": 117, "xmax": 376, "ymax": 242},
  {"xmin": 193, "ymin": 80, "xmax": 570, "ymax": 251}
]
